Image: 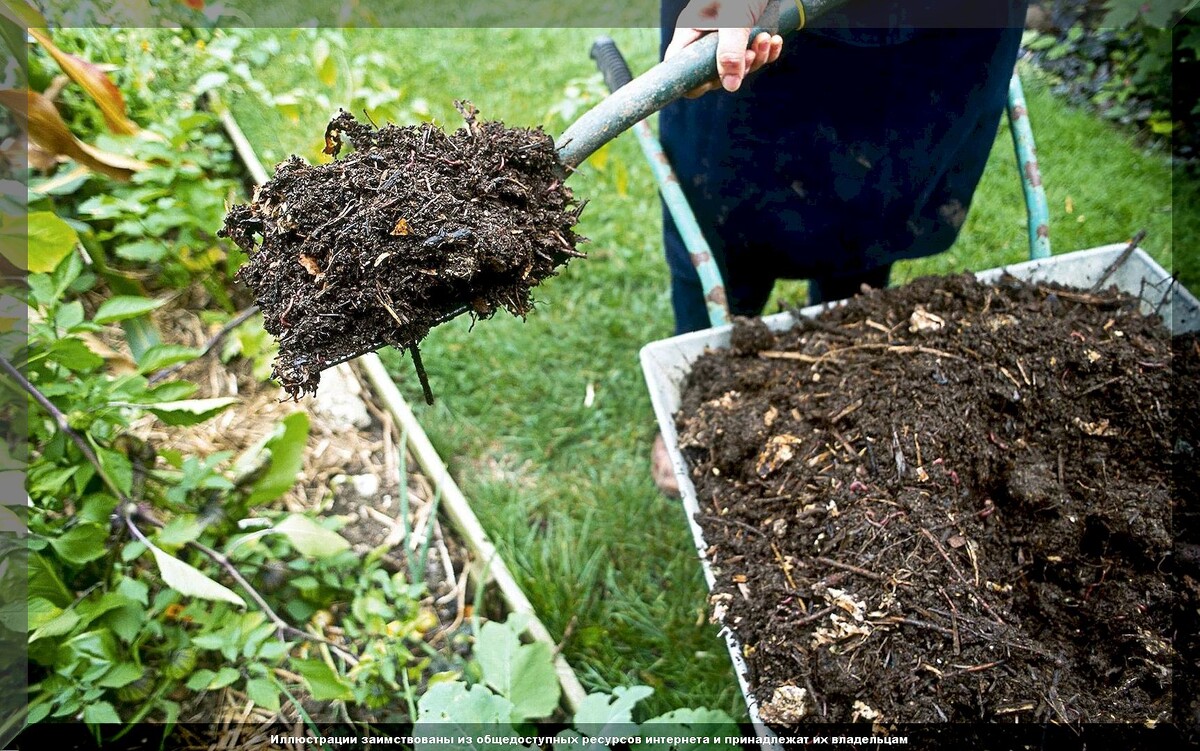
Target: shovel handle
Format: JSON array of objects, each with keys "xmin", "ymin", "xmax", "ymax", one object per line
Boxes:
[{"xmin": 557, "ymin": 0, "xmax": 849, "ymax": 169}]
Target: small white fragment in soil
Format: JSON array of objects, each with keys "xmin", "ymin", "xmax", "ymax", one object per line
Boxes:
[
  {"xmin": 852, "ymin": 700, "xmax": 881, "ymax": 722},
  {"xmin": 909, "ymin": 305, "xmax": 946, "ymax": 333},
  {"xmin": 709, "ymin": 592, "xmax": 733, "ymax": 624},
  {"xmin": 758, "ymin": 685, "xmax": 809, "ymax": 724},
  {"xmin": 347, "ymin": 473, "xmax": 381, "ymax": 499}
]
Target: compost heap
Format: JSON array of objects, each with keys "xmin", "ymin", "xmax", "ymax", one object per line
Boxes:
[
  {"xmin": 676, "ymin": 273, "xmax": 1197, "ymax": 725},
  {"xmin": 220, "ymin": 104, "xmax": 585, "ymax": 398}
]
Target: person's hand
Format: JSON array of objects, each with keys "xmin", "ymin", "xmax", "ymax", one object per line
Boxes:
[{"xmin": 665, "ymin": 0, "xmax": 784, "ymax": 97}]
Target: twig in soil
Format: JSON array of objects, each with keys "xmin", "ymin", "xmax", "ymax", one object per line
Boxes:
[
  {"xmin": 759, "ymin": 350, "xmax": 821, "ymax": 363},
  {"xmin": 814, "ymin": 556, "xmax": 884, "ymax": 581},
  {"xmin": 698, "ymin": 513, "xmax": 765, "ymax": 537},
  {"xmin": 1089, "ymin": 229, "xmax": 1147, "ymax": 294},
  {"xmin": 876, "ymin": 616, "xmax": 956, "ymax": 638},
  {"xmin": 796, "ymin": 605, "xmax": 836, "ymax": 626},
  {"xmin": 147, "ymin": 305, "xmax": 261, "ymax": 385},
  {"xmin": 939, "ymin": 587, "xmax": 962, "ymax": 655},
  {"xmin": 771, "ymin": 542, "xmax": 798, "ymax": 591},
  {"xmin": 920, "ymin": 528, "xmax": 1007, "ymax": 626}
]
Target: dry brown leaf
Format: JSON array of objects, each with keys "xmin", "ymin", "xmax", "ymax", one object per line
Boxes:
[
  {"xmin": 28, "ymin": 28, "xmax": 140, "ymax": 136},
  {"xmin": 0, "ymin": 89, "xmax": 148, "ymax": 180},
  {"xmin": 298, "ymin": 254, "xmax": 323, "ymax": 277}
]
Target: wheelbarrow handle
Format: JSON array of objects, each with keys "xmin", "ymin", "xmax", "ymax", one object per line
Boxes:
[{"xmin": 557, "ymin": 0, "xmax": 849, "ymax": 169}]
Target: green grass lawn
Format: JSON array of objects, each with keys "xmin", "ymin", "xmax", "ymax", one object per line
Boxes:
[{"xmin": 229, "ymin": 27, "xmax": 1184, "ymax": 717}]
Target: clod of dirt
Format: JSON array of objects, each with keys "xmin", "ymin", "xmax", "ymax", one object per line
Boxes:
[
  {"xmin": 220, "ymin": 103, "xmax": 585, "ymax": 398},
  {"xmin": 730, "ymin": 316, "xmax": 777, "ymax": 356},
  {"xmin": 677, "ymin": 273, "xmax": 1197, "ymax": 725}
]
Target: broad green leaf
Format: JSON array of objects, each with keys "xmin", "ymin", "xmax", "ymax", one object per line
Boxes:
[
  {"xmin": 102, "ymin": 604, "xmax": 146, "ymax": 643},
  {"xmin": 26, "ymin": 597, "xmax": 63, "ymax": 630},
  {"xmin": 137, "ymin": 344, "xmax": 201, "ymax": 374},
  {"xmin": 147, "ymin": 380, "xmax": 199, "ymax": 402},
  {"xmin": 147, "ymin": 542, "xmax": 246, "ymax": 608},
  {"xmin": 274, "ymin": 514, "xmax": 350, "ymax": 558},
  {"xmin": 94, "ymin": 446, "xmax": 133, "ymax": 496},
  {"xmin": 75, "ymin": 591, "xmax": 136, "ymax": 628},
  {"xmin": 82, "ymin": 701, "xmax": 121, "ymax": 724},
  {"xmin": 122, "ymin": 317, "xmax": 161, "ymax": 361},
  {"xmin": 476, "ymin": 616, "xmax": 561, "ymax": 721},
  {"xmin": 143, "ymin": 397, "xmax": 237, "ymax": 426},
  {"xmin": 26, "ymin": 211, "xmax": 78, "ymax": 273},
  {"xmin": 185, "ymin": 669, "xmax": 216, "ymax": 691},
  {"xmin": 574, "ymin": 685, "xmax": 654, "ymax": 726},
  {"xmin": 28, "ymin": 552, "xmax": 72, "ymax": 606},
  {"xmin": 293, "ymin": 658, "xmax": 353, "ymax": 701},
  {"xmin": 93, "ymin": 295, "xmax": 165, "ymax": 324},
  {"xmin": 155, "ymin": 515, "xmax": 204, "ymax": 549},
  {"xmin": 641, "ymin": 708, "xmax": 739, "ymax": 751},
  {"xmin": 209, "ymin": 666, "xmax": 240, "ymax": 690},
  {"xmin": 97, "ymin": 662, "xmax": 143, "ymax": 689},
  {"xmin": 29, "ymin": 606, "xmax": 78, "ymax": 642},
  {"xmin": 247, "ymin": 412, "xmax": 309, "ymax": 505},
  {"xmin": 46, "ymin": 337, "xmax": 104, "ymax": 372},
  {"xmin": 115, "ymin": 239, "xmax": 167, "ymax": 263},
  {"xmin": 245, "ymin": 677, "xmax": 281, "ymax": 712},
  {"xmin": 557, "ymin": 686, "xmax": 653, "ymax": 751},
  {"xmin": 115, "ymin": 576, "xmax": 149, "ymax": 606},
  {"xmin": 48, "ymin": 522, "xmax": 108, "ymax": 565},
  {"xmin": 415, "ymin": 682, "xmax": 514, "ymax": 751}
]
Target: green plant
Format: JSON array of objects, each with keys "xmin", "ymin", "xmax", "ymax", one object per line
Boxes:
[
  {"xmin": 1023, "ymin": 1, "xmax": 1199, "ymax": 151},
  {"xmin": 11, "ymin": 28, "xmax": 474, "ymax": 735},
  {"xmin": 414, "ymin": 614, "xmax": 738, "ymax": 750}
]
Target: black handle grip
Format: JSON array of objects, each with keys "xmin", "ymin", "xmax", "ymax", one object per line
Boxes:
[{"xmin": 590, "ymin": 35, "xmax": 635, "ymax": 94}]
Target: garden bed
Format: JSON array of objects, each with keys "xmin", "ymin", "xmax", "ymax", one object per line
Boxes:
[{"xmin": 643, "ymin": 246, "xmax": 1198, "ymax": 727}]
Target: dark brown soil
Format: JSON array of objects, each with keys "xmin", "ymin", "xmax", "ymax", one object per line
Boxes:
[
  {"xmin": 676, "ymin": 273, "xmax": 1197, "ymax": 726},
  {"xmin": 220, "ymin": 104, "xmax": 584, "ymax": 398}
]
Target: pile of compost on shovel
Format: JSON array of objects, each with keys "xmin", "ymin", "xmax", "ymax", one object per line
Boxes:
[
  {"xmin": 220, "ymin": 104, "xmax": 584, "ymax": 398},
  {"xmin": 676, "ymin": 273, "xmax": 1197, "ymax": 726}
]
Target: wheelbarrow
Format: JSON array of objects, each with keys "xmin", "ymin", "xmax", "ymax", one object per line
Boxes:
[{"xmin": 595, "ymin": 34, "xmax": 1200, "ymax": 732}]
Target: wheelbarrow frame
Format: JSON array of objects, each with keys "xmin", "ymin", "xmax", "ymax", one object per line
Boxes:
[{"xmin": 590, "ymin": 37, "xmax": 1053, "ymax": 331}]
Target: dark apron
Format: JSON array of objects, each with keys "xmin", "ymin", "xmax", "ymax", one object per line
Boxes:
[{"xmin": 659, "ymin": 0, "xmax": 1028, "ymax": 332}]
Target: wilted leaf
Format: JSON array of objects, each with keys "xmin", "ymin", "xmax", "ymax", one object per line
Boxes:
[
  {"xmin": 0, "ymin": 89, "xmax": 148, "ymax": 180},
  {"xmin": 273, "ymin": 514, "xmax": 350, "ymax": 558},
  {"xmin": 27, "ymin": 28, "xmax": 139, "ymax": 135},
  {"xmin": 147, "ymin": 541, "xmax": 245, "ymax": 608}
]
